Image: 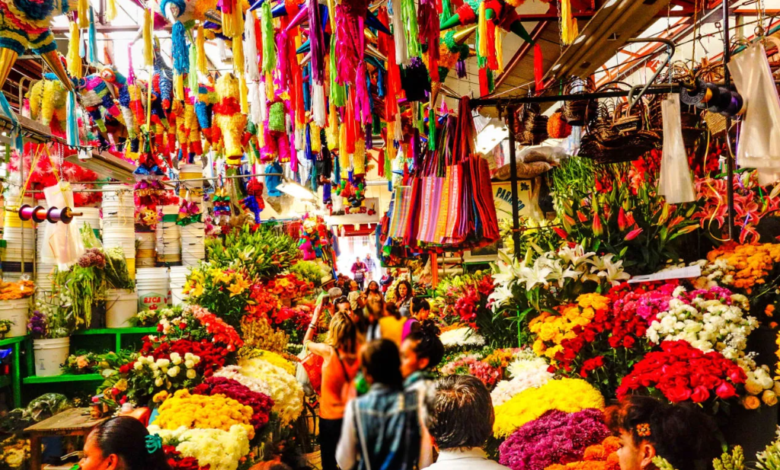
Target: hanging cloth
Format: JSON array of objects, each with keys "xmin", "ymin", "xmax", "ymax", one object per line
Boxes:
[{"xmin": 658, "ymin": 94, "xmax": 696, "ymax": 204}]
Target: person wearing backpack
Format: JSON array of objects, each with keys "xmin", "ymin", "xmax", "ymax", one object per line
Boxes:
[
  {"xmin": 336, "ymin": 339, "xmax": 431, "ymax": 470},
  {"xmin": 304, "ymin": 309, "xmax": 359, "ymax": 470}
]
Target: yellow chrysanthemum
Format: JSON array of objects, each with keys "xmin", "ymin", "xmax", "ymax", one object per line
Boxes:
[
  {"xmin": 493, "ymin": 378, "xmax": 605, "ymax": 438},
  {"xmin": 154, "ymin": 389, "xmax": 255, "ymax": 439}
]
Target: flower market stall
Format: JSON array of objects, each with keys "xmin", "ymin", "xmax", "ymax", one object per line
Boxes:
[{"xmin": 1, "ymin": 0, "xmax": 780, "ymax": 468}]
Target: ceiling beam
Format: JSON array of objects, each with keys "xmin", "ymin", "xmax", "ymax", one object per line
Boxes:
[{"xmin": 492, "ymin": 21, "xmax": 550, "ymax": 91}]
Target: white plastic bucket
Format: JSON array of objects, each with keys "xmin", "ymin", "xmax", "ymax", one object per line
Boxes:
[
  {"xmin": 0, "ymin": 298, "xmax": 29, "ymax": 337},
  {"xmin": 136, "ymin": 268, "xmax": 170, "ymax": 311},
  {"xmin": 136, "ymin": 232, "xmax": 156, "ymax": 249},
  {"xmin": 106, "ymin": 289, "xmax": 138, "ymax": 328},
  {"xmin": 33, "ymin": 337, "xmax": 70, "ymax": 377}
]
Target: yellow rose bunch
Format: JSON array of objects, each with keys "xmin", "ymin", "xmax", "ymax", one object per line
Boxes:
[
  {"xmin": 529, "ymin": 294, "xmax": 609, "ymax": 360},
  {"xmin": 493, "ymin": 378, "xmax": 605, "ymax": 438},
  {"xmin": 154, "ymin": 389, "xmax": 255, "ymax": 439}
]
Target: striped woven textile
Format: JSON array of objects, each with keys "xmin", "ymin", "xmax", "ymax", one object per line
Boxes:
[{"xmin": 388, "ymin": 186, "xmax": 412, "ymax": 239}]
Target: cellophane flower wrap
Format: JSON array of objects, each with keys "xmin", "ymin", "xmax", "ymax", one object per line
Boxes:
[
  {"xmin": 147, "ymin": 425, "xmax": 250, "ymax": 470},
  {"xmin": 192, "ymin": 376, "xmax": 274, "ymax": 431},
  {"xmin": 493, "ymin": 378, "xmax": 605, "ymax": 439},
  {"xmin": 530, "ymin": 294, "xmax": 610, "ymax": 360},
  {"xmin": 616, "ymin": 340, "xmax": 747, "ymax": 406},
  {"xmin": 544, "ymin": 436, "xmax": 622, "ymax": 470},
  {"xmin": 237, "ymin": 356, "xmax": 304, "ymax": 425},
  {"xmin": 645, "ymin": 286, "xmax": 757, "ymax": 369},
  {"xmin": 152, "ymin": 389, "xmax": 256, "ymax": 439},
  {"xmin": 499, "ymin": 409, "xmax": 611, "ymax": 470}
]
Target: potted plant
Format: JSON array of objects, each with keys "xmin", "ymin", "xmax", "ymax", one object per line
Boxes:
[{"xmin": 28, "ymin": 303, "xmax": 72, "ymax": 377}]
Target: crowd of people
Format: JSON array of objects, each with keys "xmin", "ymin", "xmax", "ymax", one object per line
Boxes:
[{"xmin": 76, "ymin": 260, "xmax": 728, "ymax": 470}]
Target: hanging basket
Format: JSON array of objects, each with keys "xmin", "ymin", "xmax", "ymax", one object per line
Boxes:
[
  {"xmin": 579, "ymin": 82, "xmax": 661, "ymax": 164},
  {"xmin": 562, "ymin": 76, "xmax": 596, "ymax": 126}
]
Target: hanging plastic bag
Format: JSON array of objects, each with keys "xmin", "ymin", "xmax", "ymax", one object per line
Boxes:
[
  {"xmin": 729, "ymin": 42, "xmax": 780, "ymax": 185},
  {"xmin": 42, "ymin": 182, "xmax": 84, "ymax": 268},
  {"xmin": 658, "ymin": 94, "xmax": 696, "ymax": 204}
]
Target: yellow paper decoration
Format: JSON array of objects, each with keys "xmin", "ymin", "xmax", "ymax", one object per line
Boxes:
[
  {"xmin": 196, "ymin": 25, "xmax": 208, "ymax": 74},
  {"xmin": 560, "ymin": 0, "xmax": 578, "ymax": 45},
  {"xmin": 67, "ymin": 23, "xmax": 82, "ymax": 78}
]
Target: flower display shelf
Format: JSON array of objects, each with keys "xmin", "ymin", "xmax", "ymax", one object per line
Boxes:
[
  {"xmin": 0, "ymin": 327, "xmax": 158, "ymax": 408},
  {"xmin": 0, "ymin": 335, "xmax": 29, "ymax": 408}
]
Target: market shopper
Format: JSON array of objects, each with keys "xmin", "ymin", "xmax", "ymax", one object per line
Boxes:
[
  {"xmin": 423, "ymin": 375, "xmax": 509, "ymax": 470},
  {"xmin": 79, "ymin": 416, "xmax": 171, "ymax": 470},
  {"xmin": 401, "ymin": 320, "xmax": 444, "ymax": 469},
  {"xmin": 364, "ymin": 281, "xmax": 385, "ymax": 321},
  {"xmin": 377, "ymin": 301, "xmax": 409, "ymax": 346},
  {"xmin": 304, "ymin": 307, "xmax": 360, "ymax": 470},
  {"xmin": 351, "ymin": 257, "xmax": 368, "ymax": 290},
  {"xmin": 606, "ymin": 396, "xmax": 721, "ymax": 470},
  {"xmin": 336, "ymin": 339, "xmax": 430, "ymax": 470},
  {"xmin": 364, "ymin": 253, "xmax": 377, "ymax": 281},
  {"xmin": 395, "ymin": 280, "xmax": 414, "ymax": 317}
]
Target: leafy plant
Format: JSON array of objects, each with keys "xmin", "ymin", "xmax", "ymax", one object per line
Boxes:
[{"xmin": 205, "ymin": 224, "xmax": 300, "ymax": 280}]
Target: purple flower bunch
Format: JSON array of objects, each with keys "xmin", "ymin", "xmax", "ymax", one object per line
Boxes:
[
  {"xmin": 499, "ymin": 408, "xmax": 610, "ymax": 470},
  {"xmin": 28, "ymin": 310, "xmax": 46, "ymax": 338},
  {"xmin": 78, "ymin": 248, "xmax": 106, "ymax": 269}
]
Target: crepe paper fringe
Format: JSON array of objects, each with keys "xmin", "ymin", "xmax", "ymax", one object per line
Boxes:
[
  {"xmin": 144, "ymin": 8, "xmax": 154, "ymax": 67},
  {"xmin": 215, "ymin": 74, "xmax": 247, "ymax": 158},
  {"xmin": 309, "ymin": 0, "xmax": 325, "ymax": 85},
  {"xmin": 106, "ymin": 0, "xmax": 117, "ymax": 21},
  {"xmin": 495, "ymin": 29, "xmax": 504, "ymax": 74},
  {"xmin": 67, "ymin": 23, "xmax": 82, "ymax": 78},
  {"xmin": 244, "ymin": 11, "xmax": 261, "ymax": 81},
  {"xmin": 477, "ymin": 2, "xmax": 487, "ymax": 58},
  {"xmin": 269, "ymin": 101, "xmax": 286, "ymax": 133},
  {"xmin": 240, "ymin": 74, "xmax": 249, "ymax": 114},
  {"xmin": 329, "ymin": 35, "xmax": 346, "ymax": 107},
  {"xmin": 222, "ymin": 0, "xmax": 244, "ymax": 38},
  {"xmin": 310, "ymin": 123, "xmax": 322, "ymax": 153},
  {"xmin": 312, "ymin": 82, "xmax": 327, "ymax": 128},
  {"xmin": 188, "ymin": 37, "xmax": 198, "ymax": 91},
  {"xmin": 391, "ymin": 0, "xmax": 408, "ymax": 65},
  {"xmin": 402, "ymin": 0, "xmax": 421, "ymax": 59},
  {"xmin": 232, "ymin": 35, "xmax": 244, "ymax": 75},
  {"xmin": 66, "ymin": 91, "xmax": 80, "ymax": 147},
  {"xmin": 260, "ymin": 2, "xmax": 276, "ymax": 74},
  {"xmin": 196, "ymin": 25, "xmax": 208, "ymax": 75},
  {"xmin": 561, "ymin": 0, "xmax": 578, "ymax": 45},
  {"xmin": 172, "ymin": 21, "xmax": 189, "ymax": 75},
  {"xmin": 88, "ymin": 7, "xmax": 97, "ymax": 64},
  {"xmin": 534, "ymin": 43, "xmax": 543, "ymax": 91},
  {"xmin": 78, "ymin": 0, "xmax": 88, "ymax": 28}
]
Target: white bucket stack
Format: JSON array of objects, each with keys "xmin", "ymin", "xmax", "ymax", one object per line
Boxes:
[
  {"xmin": 101, "ymin": 185, "xmax": 136, "ymax": 278},
  {"xmin": 169, "ymin": 266, "xmax": 189, "ymax": 306},
  {"xmin": 106, "ymin": 288, "xmax": 138, "ymax": 328},
  {"xmin": 0, "ymin": 298, "xmax": 29, "ymax": 337},
  {"xmin": 136, "ymin": 267, "xmax": 170, "ymax": 312},
  {"xmin": 179, "ymin": 164, "xmax": 205, "ymax": 267},
  {"xmin": 135, "ymin": 232, "xmax": 156, "ymax": 267},
  {"xmin": 3, "ymin": 197, "xmax": 35, "ymax": 279},
  {"xmin": 156, "ymin": 205, "xmax": 181, "ymax": 264}
]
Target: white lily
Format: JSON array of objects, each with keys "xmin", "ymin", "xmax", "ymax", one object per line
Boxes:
[
  {"xmin": 557, "ymin": 244, "xmax": 596, "ymax": 268},
  {"xmin": 592, "ymin": 254, "xmax": 631, "ymax": 286}
]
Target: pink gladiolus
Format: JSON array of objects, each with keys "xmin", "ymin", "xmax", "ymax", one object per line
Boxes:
[{"xmin": 625, "ymin": 228, "xmax": 643, "ymax": 241}]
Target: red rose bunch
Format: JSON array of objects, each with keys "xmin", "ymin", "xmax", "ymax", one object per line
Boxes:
[
  {"xmin": 192, "ymin": 376, "xmax": 274, "ymax": 430},
  {"xmin": 163, "ymin": 445, "xmax": 207, "ymax": 470},
  {"xmin": 616, "ymin": 340, "xmax": 746, "ymax": 404},
  {"xmin": 140, "ymin": 338, "xmax": 229, "ymax": 377}
]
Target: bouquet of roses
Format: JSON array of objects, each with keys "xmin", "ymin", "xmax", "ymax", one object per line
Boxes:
[
  {"xmin": 140, "ymin": 337, "xmax": 230, "ymax": 377},
  {"xmin": 616, "ymin": 340, "xmax": 746, "ymax": 407},
  {"xmin": 158, "ymin": 305, "xmax": 244, "ymax": 352},
  {"xmin": 550, "ymin": 287, "xmax": 653, "ymax": 399},
  {"xmin": 646, "ymin": 286, "xmax": 757, "ymax": 369},
  {"xmin": 530, "ymin": 294, "xmax": 610, "ymax": 361},
  {"xmin": 192, "ymin": 376, "xmax": 274, "ymax": 431},
  {"xmin": 440, "ymin": 354, "xmax": 503, "ymax": 390},
  {"xmin": 499, "ymin": 409, "xmax": 611, "ymax": 470},
  {"xmin": 163, "ymin": 445, "xmax": 208, "ymax": 470}
]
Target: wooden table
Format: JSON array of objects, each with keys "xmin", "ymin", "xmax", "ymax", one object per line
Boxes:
[{"xmin": 24, "ymin": 408, "xmax": 108, "ymax": 470}]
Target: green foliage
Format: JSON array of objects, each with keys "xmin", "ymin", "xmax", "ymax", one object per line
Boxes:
[
  {"xmin": 205, "ymin": 224, "xmax": 301, "ymax": 280},
  {"xmin": 61, "ymin": 349, "xmax": 136, "ymax": 375},
  {"xmin": 287, "ymin": 261, "xmax": 326, "ymax": 287}
]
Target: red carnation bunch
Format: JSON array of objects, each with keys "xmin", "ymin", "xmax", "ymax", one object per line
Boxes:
[
  {"xmin": 192, "ymin": 376, "xmax": 274, "ymax": 430},
  {"xmin": 617, "ymin": 340, "xmax": 747, "ymax": 405},
  {"xmin": 163, "ymin": 445, "xmax": 208, "ymax": 470}
]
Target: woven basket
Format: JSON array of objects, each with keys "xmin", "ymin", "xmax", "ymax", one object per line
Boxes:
[{"xmin": 563, "ymin": 76, "xmax": 596, "ymax": 126}]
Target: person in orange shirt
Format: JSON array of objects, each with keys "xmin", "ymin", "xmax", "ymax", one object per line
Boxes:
[{"xmin": 304, "ymin": 304, "xmax": 360, "ymax": 470}]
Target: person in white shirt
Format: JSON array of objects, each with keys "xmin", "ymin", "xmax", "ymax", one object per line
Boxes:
[{"xmin": 423, "ymin": 375, "xmax": 510, "ymax": 470}]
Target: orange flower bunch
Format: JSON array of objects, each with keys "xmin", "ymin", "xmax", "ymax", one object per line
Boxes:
[
  {"xmin": 0, "ymin": 280, "xmax": 35, "ymax": 300},
  {"xmin": 545, "ymin": 436, "xmax": 621, "ymax": 470},
  {"xmin": 705, "ymin": 242, "xmax": 780, "ymax": 294}
]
